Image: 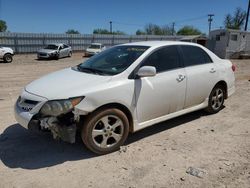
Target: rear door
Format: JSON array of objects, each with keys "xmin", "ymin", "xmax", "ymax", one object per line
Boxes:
[
  {"xmin": 60, "ymin": 44, "xmax": 69, "ymax": 57},
  {"xmin": 179, "ymin": 45, "xmax": 218, "ymax": 108},
  {"xmin": 135, "ymin": 45, "xmax": 186, "ymax": 123}
]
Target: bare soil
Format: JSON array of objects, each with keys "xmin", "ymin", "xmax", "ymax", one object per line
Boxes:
[{"xmin": 0, "ymin": 54, "xmax": 250, "ymax": 188}]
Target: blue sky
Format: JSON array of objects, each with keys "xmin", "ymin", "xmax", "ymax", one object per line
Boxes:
[{"xmin": 0, "ymin": 0, "xmax": 248, "ymax": 34}]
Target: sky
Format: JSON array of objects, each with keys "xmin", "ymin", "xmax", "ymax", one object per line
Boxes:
[{"xmin": 0, "ymin": 0, "xmax": 248, "ymax": 35}]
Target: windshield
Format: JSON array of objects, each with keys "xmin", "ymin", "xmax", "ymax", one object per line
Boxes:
[
  {"xmin": 44, "ymin": 45, "xmax": 58, "ymax": 50},
  {"xmin": 77, "ymin": 45, "xmax": 149, "ymax": 75},
  {"xmin": 89, "ymin": 44, "xmax": 101, "ymax": 49}
]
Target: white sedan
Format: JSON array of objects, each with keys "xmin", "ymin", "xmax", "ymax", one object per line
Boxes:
[
  {"xmin": 14, "ymin": 41, "xmax": 235, "ymax": 154},
  {"xmin": 85, "ymin": 43, "xmax": 106, "ymax": 56}
]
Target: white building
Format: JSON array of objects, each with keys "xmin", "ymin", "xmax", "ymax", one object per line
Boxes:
[{"xmin": 209, "ymin": 29, "xmax": 250, "ymax": 59}]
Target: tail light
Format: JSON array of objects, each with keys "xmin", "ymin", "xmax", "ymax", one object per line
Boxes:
[{"xmin": 232, "ymin": 64, "xmax": 236, "ymax": 72}]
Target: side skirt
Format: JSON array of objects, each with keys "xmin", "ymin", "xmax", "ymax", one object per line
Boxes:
[{"xmin": 133, "ymin": 99, "xmax": 208, "ymax": 132}]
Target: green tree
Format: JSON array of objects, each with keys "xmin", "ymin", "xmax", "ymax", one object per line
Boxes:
[
  {"xmin": 65, "ymin": 29, "xmax": 80, "ymax": 34},
  {"xmin": 136, "ymin": 29, "xmax": 146, "ymax": 35},
  {"xmin": 93, "ymin": 28, "xmax": 126, "ymax": 35},
  {"xmin": 0, "ymin": 20, "xmax": 7, "ymax": 32},
  {"xmin": 224, "ymin": 7, "xmax": 247, "ymax": 30},
  {"xmin": 177, "ymin": 26, "xmax": 202, "ymax": 35},
  {"xmin": 93, "ymin": 28, "xmax": 110, "ymax": 34},
  {"xmin": 143, "ymin": 23, "xmax": 173, "ymax": 35},
  {"xmin": 113, "ymin": 30, "xmax": 126, "ymax": 35}
]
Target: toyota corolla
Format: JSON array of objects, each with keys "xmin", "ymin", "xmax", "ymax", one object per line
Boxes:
[{"xmin": 15, "ymin": 41, "xmax": 235, "ymax": 154}]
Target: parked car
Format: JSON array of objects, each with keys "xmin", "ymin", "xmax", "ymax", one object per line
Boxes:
[
  {"xmin": 85, "ymin": 43, "xmax": 106, "ymax": 56},
  {"xmin": 37, "ymin": 43, "xmax": 72, "ymax": 60},
  {"xmin": 0, "ymin": 46, "xmax": 14, "ymax": 63},
  {"xmin": 15, "ymin": 41, "xmax": 235, "ymax": 154}
]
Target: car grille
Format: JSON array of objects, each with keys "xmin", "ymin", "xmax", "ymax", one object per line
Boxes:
[
  {"xmin": 17, "ymin": 97, "xmax": 39, "ymax": 112},
  {"xmin": 38, "ymin": 53, "xmax": 47, "ymax": 56}
]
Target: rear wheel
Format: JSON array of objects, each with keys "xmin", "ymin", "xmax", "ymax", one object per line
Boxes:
[
  {"xmin": 3, "ymin": 53, "xmax": 13, "ymax": 63},
  {"xmin": 81, "ymin": 108, "xmax": 129, "ymax": 154},
  {"xmin": 205, "ymin": 85, "xmax": 225, "ymax": 114}
]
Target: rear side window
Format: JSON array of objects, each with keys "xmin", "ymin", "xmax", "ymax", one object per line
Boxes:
[
  {"xmin": 143, "ymin": 46, "xmax": 181, "ymax": 73},
  {"xmin": 180, "ymin": 45, "xmax": 213, "ymax": 67}
]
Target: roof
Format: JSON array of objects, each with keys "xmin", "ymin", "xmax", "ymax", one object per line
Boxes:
[
  {"xmin": 180, "ymin": 35, "xmax": 207, "ymax": 41},
  {"xmin": 90, "ymin": 43, "xmax": 102, "ymax": 45},
  {"xmin": 210, "ymin": 28, "xmax": 250, "ymax": 34},
  {"xmin": 121, "ymin": 40, "xmax": 202, "ymax": 48},
  {"xmin": 47, "ymin": 43, "xmax": 65, "ymax": 46}
]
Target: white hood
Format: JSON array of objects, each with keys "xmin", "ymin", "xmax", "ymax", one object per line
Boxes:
[
  {"xmin": 25, "ymin": 68, "xmax": 112, "ymax": 100},
  {"xmin": 0, "ymin": 47, "xmax": 14, "ymax": 54},
  {"xmin": 86, "ymin": 48, "xmax": 101, "ymax": 53},
  {"xmin": 38, "ymin": 49, "xmax": 58, "ymax": 54}
]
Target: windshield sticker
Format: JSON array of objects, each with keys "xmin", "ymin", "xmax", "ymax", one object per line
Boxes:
[{"xmin": 127, "ymin": 48, "xmax": 147, "ymax": 52}]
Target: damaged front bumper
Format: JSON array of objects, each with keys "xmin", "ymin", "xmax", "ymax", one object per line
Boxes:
[{"xmin": 14, "ymin": 93, "xmax": 81, "ymax": 144}]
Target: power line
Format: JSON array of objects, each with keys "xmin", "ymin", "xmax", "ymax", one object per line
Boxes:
[{"xmin": 173, "ymin": 15, "xmax": 207, "ymax": 24}]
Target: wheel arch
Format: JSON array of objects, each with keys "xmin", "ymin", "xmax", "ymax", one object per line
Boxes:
[
  {"xmin": 4, "ymin": 52, "xmax": 13, "ymax": 56},
  {"xmin": 81, "ymin": 102, "xmax": 134, "ymax": 133},
  {"xmin": 214, "ymin": 80, "xmax": 228, "ymax": 99}
]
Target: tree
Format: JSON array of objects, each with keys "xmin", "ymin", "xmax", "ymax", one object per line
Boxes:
[
  {"xmin": 93, "ymin": 28, "xmax": 110, "ymax": 34},
  {"xmin": 113, "ymin": 30, "xmax": 126, "ymax": 35},
  {"xmin": 142, "ymin": 23, "xmax": 173, "ymax": 35},
  {"xmin": 0, "ymin": 20, "xmax": 7, "ymax": 32},
  {"xmin": 224, "ymin": 7, "xmax": 247, "ymax": 30},
  {"xmin": 65, "ymin": 29, "xmax": 80, "ymax": 34},
  {"xmin": 177, "ymin": 26, "xmax": 202, "ymax": 35},
  {"xmin": 136, "ymin": 29, "xmax": 146, "ymax": 35},
  {"xmin": 93, "ymin": 28, "xmax": 126, "ymax": 35}
]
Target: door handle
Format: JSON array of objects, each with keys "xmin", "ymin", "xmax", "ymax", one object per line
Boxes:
[
  {"xmin": 210, "ymin": 68, "xmax": 216, "ymax": 73},
  {"xmin": 176, "ymin": 75, "xmax": 186, "ymax": 82}
]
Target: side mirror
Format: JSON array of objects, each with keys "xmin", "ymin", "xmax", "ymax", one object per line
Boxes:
[{"xmin": 137, "ymin": 66, "xmax": 156, "ymax": 78}]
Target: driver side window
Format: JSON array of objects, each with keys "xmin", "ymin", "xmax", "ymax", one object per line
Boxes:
[{"xmin": 142, "ymin": 45, "xmax": 181, "ymax": 73}]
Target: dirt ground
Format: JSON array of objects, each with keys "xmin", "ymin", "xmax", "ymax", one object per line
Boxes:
[{"xmin": 0, "ymin": 53, "xmax": 250, "ymax": 188}]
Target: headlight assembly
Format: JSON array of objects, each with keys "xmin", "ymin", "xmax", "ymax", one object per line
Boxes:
[{"xmin": 40, "ymin": 97, "xmax": 83, "ymax": 116}]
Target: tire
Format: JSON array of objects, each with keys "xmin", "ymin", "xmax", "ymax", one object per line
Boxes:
[
  {"xmin": 205, "ymin": 84, "xmax": 225, "ymax": 114},
  {"xmin": 3, "ymin": 53, "xmax": 13, "ymax": 63},
  {"xmin": 68, "ymin": 51, "xmax": 72, "ymax": 57},
  {"xmin": 81, "ymin": 108, "xmax": 129, "ymax": 155},
  {"xmin": 54, "ymin": 54, "xmax": 59, "ymax": 60}
]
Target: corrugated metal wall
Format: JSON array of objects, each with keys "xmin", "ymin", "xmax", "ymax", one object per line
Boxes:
[{"xmin": 0, "ymin": 32, "xmax": 182, "ymax": 53}]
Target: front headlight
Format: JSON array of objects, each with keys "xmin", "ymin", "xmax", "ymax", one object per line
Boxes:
[{"xmin": 40, "ymin": 97, "xmax": 83, "ymax": 116}]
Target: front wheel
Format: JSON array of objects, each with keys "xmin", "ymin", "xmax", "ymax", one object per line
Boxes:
[
  {"xmin": 68, "ymin": 51, "xmax": 72, "ymax": 57},
  {"xmin": 3, "ymin": 54, "xmax": 13, "ymax": 63},
  {"xmin": 81, "ymin": 108, "xmax": 129, "ymax": 154},
  {"xmin": 205, "ymin": 85, "xmax": 225, "ymax": 114}
]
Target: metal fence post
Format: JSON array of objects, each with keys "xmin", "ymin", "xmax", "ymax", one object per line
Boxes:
[
  {"xmin": 43, "ymin": 34, "xmax": 46, "ymax": 46},
  {"xmin": 129, "ymin": 35, "xmax": 132, "ymax": 42},
  {"xmin": 14, "ymin": 34, "xmax": 18, "ymax": 54},
  {"xmin": 112, "ymin": 35, "xmax": 115, "ymax": 46}
]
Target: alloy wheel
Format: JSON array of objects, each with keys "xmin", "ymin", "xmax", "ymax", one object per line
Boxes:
[
  {"xmin": 91, "ymin": 115, "xmax": 124, "ymax": 148},
  {"xmin": 211, "ymin": 88, "xmax": 224, "ymax": 111}
]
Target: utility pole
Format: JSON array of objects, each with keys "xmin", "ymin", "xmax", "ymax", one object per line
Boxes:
[
  {"xmin": 172, "ymin": 22, "xmax": 175, "ymax": 35},
  {"xmin": 109, "ymin": 21, "xmax": 113, "ymax": 34},
  {"xmin": 208, "ymin": 14, "xmax": 214, "ymax": 34},
  {"xmin": 245, "ymin": 0, "xmax": 250, "ymax": 31}
]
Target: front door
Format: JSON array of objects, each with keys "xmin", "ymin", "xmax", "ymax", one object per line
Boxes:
[{"xmin": 135, "ymin": 45, "xmax": 186, "ymax": 124}]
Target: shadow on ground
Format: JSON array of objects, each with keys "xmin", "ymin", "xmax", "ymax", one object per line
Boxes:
[{"xmin": 0, "ymin": 110, "xmax": 207, "ymax": 170}]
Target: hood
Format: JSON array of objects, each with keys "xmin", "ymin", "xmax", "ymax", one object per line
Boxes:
[
  {"xmin": 38, "ymin": 49, "xmax": 58, "ymax": 54},
  {"xmin": 86, "ymin": 48, "xmax": 100, "ymax": 53},
  {"xmin": 1, "ymin": 47, "xmax": 13, "ymax": 53},
  {"xmin": 25, "ymin": 68, "xmax": 112, "ymax": 100}
]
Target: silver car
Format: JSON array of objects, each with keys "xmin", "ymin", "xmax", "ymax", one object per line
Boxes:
[{"xmin": 37, "ymin": 43, "xmax": 72, "ymax": 60}]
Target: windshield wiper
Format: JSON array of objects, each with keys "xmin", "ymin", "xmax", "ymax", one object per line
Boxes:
[{"xmin": 77, "ymin": 65, "xmax": 107, "ymax": 75}]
